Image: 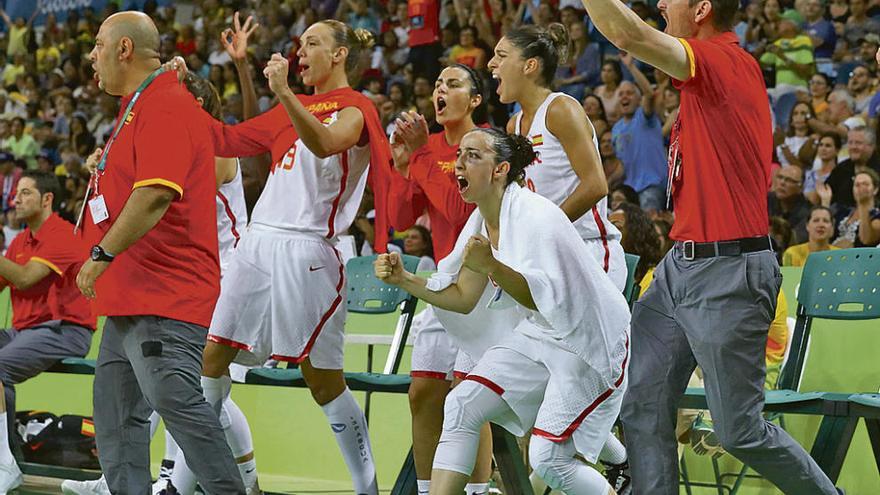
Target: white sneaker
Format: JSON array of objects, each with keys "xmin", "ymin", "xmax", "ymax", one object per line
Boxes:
[
  {"xmin": 61, "ymin": 476, "xmax": 111, "ymax": 495},
  {"xmin": 0, "ymin": 458, "xmax": 22, "ymax": 494},
  {"xmin": 151, "ymin": 477, "xmax": 168, "ymax": 495}
]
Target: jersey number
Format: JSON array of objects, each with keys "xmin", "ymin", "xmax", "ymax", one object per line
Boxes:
[{"xmin": 271, "ymin": 144, "xmax": 298, "ymax": 174}]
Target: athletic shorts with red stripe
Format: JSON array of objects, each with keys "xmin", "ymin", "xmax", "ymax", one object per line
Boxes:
[
  {"xmin": 410, "ymin": 305, "xmax": 463, "ymax": 381},
  {"xmin": 585, "ymin": 236, "xmax": 627, "ymax": 293},
  {"xmin": 208, "ymin": 226, "xmax": 346, "ymax": 370},
  {"xmin": 464, "ymin": 324, "xmax": 629, "ymax": 463}
]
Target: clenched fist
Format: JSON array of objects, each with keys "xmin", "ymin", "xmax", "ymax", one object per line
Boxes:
[
  {"xmin": 375, "ymin": 252, "xmax": 406, "ymax": 285},
  {"xmin": 462, "ymin": 234, "xmax": 494, "ymax": 274},
  {"xmin": 263, "ymin": 53, "xmax": 290, "ymax": 96}
]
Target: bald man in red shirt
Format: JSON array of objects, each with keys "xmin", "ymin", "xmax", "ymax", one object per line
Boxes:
[{"xmin": 581, "ymin": 0, "xmax": 840, "ymax": 494}]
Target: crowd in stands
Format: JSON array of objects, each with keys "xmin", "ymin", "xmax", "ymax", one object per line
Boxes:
[{"xmin": 0, "ymin": 0, "xmax": 877, "ymax": 280}]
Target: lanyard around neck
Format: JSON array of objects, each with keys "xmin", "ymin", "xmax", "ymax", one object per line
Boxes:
[{"xmin": 96, "ymin": 67, "xmax": 166, "ymax": 174}]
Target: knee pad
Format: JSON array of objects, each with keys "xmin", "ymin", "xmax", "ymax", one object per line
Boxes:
[
  {"xmin": 441, "ymin": 381, "xmax": 489, "ymax": 436},
  {"xmin": 529, "ymin": 436, "xmax": 575, "ymax": 490}
]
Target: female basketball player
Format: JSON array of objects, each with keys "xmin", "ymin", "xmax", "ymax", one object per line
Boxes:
[
  {"xmin": 195, "ymin": 19, "xmax": 392, "ymax": 495},
  {"xmin": 376, "ymin": 128, "xmax": 629, "ymax": 495},
  {"xmin": 388, "ymin": 64, "xmax": 491, "ymax": 495}
]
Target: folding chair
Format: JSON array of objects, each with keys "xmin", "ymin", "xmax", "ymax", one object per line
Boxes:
[{"xmin": 623, "ymin": 253, "xmax": 640, "ymax": 308}]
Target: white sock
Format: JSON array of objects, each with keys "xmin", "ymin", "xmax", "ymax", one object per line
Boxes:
[
  {"xmin": 319, "ymin": 388, "xmax": 378, "ymax": 495},
  {"xmin": 237, "ymin": 458, "xmax": 257, "ymax": 491},
  {"xmin": 599, "ymin": 433, "xmax": 628, "ymax": 465},
  {"xmin": 0, "ymin": 414, "xmax": 13, "ymax": 464},
  {"xmin": 222, "ymin": 399, "xmax": 257, "ymax": 490},
  {"xmin": 465, "ymin": 482, "xmax": 489, "ymax": 495},
  {"xmin": 164, "ymin": 430, "xmax": 179, "ymax": 463},
  {"xmin": 148, "ymin": 411, "xmax": 161, "ymax": 438},
  {"xmin": 201, "ymin": 375, "xmax": 232, "ymax": 416},
  {"xmin": 417, "ymin": 479, "xmax": 430, "ymax": 495}
]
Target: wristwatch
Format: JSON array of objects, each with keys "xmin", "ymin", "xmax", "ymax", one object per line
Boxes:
[{"xmin": 90, "ymin": 245, "xmax": 115, "ymax": 263}]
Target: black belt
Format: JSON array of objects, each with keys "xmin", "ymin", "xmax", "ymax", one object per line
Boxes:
[{"xmin": 676, "ymin": 236, "xmax": 773, "ymax": 260}]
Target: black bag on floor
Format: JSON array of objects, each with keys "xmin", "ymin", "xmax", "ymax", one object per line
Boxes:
[{"xmin": 15, "ymin": 411, "xmax": 100, "ymax": 469}]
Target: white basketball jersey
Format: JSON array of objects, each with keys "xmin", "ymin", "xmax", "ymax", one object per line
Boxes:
[
  {"xmin": 514, "ymin": 92, "xmax": 621, "ymax": 242},
  {"xmin": 250, "ymin": 110, "xmax": 371, "ymax": 239},
  {"xmin": 216, "ymin": 160, "xmax": 247, "ymax": 274}
]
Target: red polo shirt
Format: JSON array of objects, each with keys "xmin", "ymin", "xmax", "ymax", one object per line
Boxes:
[
  {"xmin": 388, "ymin": 131, "xmax": 475, "ymax": 260},
  {"xmin": 669, "ymin": 32, "xmax": 773, "ymax": 242},
  {"xmin": 5, "ymin": 214, "xmax": 95, "ymax": 330},
  {"xmin": 82, "ymin": 71, "xmax": 220, "ymax": 328}
]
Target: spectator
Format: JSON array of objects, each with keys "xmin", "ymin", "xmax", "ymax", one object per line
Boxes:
[
  {"xmin": 659, "ymin": 85, "xmax": 680, "ymax": 141},
  {"xmin": 747, "ymin": 0, "xmax": 783, "ymax": 51},
  {"xmin": 342, "ymin": 0, "xmax": 382, "ymax": 35},
  {"xmin": 68, "ymin": 114, "xmax": 96, "ymax": 159},
  {"xmin": 0, "ymin": 2, "xmax": 40, "ymax": 59},
  {"xmin": 768, "ymin": 165, "xmax": 811, "ymax": 243},
  {"xmin": 175, "ymin": 24, "xmax": 198, "ymax": 57},
  {"xmin": 407, "ymin": 0, "xmax": 443, "ymax": 81},
  {"xmin": 612, "ymin": 55, "xmax": 667, "ymax": 212},
  {"xmin": 805, "ymin": 132, "xmax": 842, "ymax": 204},
  {"xmin": 843, "ymin": 0, "xmax": 880, "ymax": 47},
  {"xmin": 2, "ymin": 117, "xmax": 37, "ymax": 169},
  {"xmin": 653, "ymin": 218, "xmax": 673, "ymax": 255},
  {"xmin": 802, "ymin": 0, "xmax": 836, "ymax": 70},
  {"xmin": 782, "ymin": 205, "xmax": 838, "ymax": 265},
  {"xmin": 595, "ymin": 60, "xmax": 623, "ymax": 122},
  {"xmin": 609, "ymin": 184, "xmax": 640, "ymax": 210},
  {"xmin": 770, "ymin": 215, "xmax": 795, "ymax": 258},
  {"xmin": 808, "ymin": 88, "xmax": 855, "ymax": 140},
  {"xmin": 448, "ymin": 26, "xmax": 487, "ymax": 69},
  {"xmin": 760, "ymin": 14, "xmax": 815, "ymax": 99},
  {"xmin": 832, "ymin": 169, "xmax": 880, "ymax": 247},
  {"xmin": 0, "ymin": 152, "xmax": 22, "ymax": 215},
  {"xmin": 825, "ymin": 125, "xmax": 879, "ymax": 208},
  {"xmin": 808, "ymin": 72, "xmax": 832, "ymax": 118},
  {"xmin": 846, "ymin": 64, "xmax": 874, "ymax": 115},
  {"xmin": 608, "ymin": 202, "xmax": 662, "ymax": 287},
  {"xmin": 554, "ymin": 21, "xmax": 600, "ymax": 101},
  {"xmin": 582, "ymin": 93, "xmax": 609, "ymax": 138},
  {"xmin": 775, "ymin": 101, "xmax": 814, "ymax": 167},
  {"xmin": 402, "ymin": 225, "xmax": 436, "ymax": 271},
  {"xmin": 599, "ymin": 129, "xmax": 625, "ymax": 190}
]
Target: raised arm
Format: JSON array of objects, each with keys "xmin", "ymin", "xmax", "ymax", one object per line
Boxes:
[
  {"xmin": 547, "ymin": 96, "xmax": 608, "ymax": 222},
  {"xmin": 580, "ymin": 0, "xmax": 690, "ymax": 81},
  {"xmin": 223, "ymin": 12, "xmax": 261, "ymax": 120},
  {"xmin": 0, "ymin": 6, "xmax": 11, "ymax": 27},
  {"xmin": 622, "ymin": 52, "xmax": 656, "ymax": 117},
  {"xmin": 265, "ymin": 54, "xmax": 364, "ymax": 158}
]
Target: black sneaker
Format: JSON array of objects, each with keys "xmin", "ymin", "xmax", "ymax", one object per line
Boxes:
[{"xmin": 601, "ymin": 461, "xmax": 631, "ymax": 495}]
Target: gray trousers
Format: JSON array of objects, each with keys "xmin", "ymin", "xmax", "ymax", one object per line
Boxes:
[
  {"xmin": 0, "ymin": 322, "xmax": 92, "ymax": 456},
  {"xmin": 621, "ymin": 246, "xmax": 838, "ymax": 494},
  {"xmin": 94, "ymin": 316, "xmax": 244, "ymax": 495}
]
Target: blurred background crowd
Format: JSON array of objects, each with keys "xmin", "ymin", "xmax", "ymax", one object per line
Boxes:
[{"xmin": 0, "ymin": 0, "xmax": 877, "ymax": 280}]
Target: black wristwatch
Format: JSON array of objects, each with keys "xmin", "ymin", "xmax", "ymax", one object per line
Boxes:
[{"xmin": 90, "ymin": 245, "xmax": 115, "ymax": 263}]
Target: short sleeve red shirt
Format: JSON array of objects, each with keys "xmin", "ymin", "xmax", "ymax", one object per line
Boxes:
[
  {"xmin": 5, "ymin": 214, "xmax": 95, "ymax": 330},
  {"xmin": 669, "ymin": 32, "xmax": 773, "ymax": 243},
  {"xmin": 407, "ymin": 0, "xmax": 440, "ymax": 47},
  {"xmin": 82, "ymin": 71, "xmax": 220, "ymax": 328}
]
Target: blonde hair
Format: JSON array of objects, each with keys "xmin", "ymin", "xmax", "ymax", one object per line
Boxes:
[{"xmin": 319, "ymin": 20, "xmax": 375, "ymax": 74}]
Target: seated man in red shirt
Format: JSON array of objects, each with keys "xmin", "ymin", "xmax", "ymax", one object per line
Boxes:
[{"xmin": 0, "ymin": 170, "xmax": 95, "ymax": 493}]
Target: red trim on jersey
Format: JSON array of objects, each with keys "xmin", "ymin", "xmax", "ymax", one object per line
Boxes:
[
  {"xmin": 465, "ymin": 374, "xmax": 505, "ymax": 396},
  {"xmin": 217, "ymin": 191, "xmax": 241, "ymax": 248},
  {"xmin": 591, "ymin": 206, "xmax": 610, "ymax": 272},
  {"xmin": 453, "ymin": 370, "xmax": 468, "ymax": 381},
  {"xmin": 532, "ymin": 336, "xmax": 629, "ymax": 443},
  {"xmin": 207, "ymin": 334, "xmax": 254, "ymax": 352},
  {"xmin": 411, "ymin": 370, "xmax": 451, "ymax": 381},
  {"xmin": 273, "ymin": 250, "xmax": 346, "ymax": 364},
  {"xmin": 326, "ymin": 152, "xmax": 350, "ymax": 239}
]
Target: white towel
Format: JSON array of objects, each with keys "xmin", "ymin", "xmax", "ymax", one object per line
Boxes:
[{"xmin": 428, "ymin": 183, "xmax": 631, "ymax": 386}]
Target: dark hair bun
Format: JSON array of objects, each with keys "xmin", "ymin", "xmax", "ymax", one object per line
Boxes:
[{"xmin": 546, "ymin": 23, "xmax": 569, "ymax": 65}]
